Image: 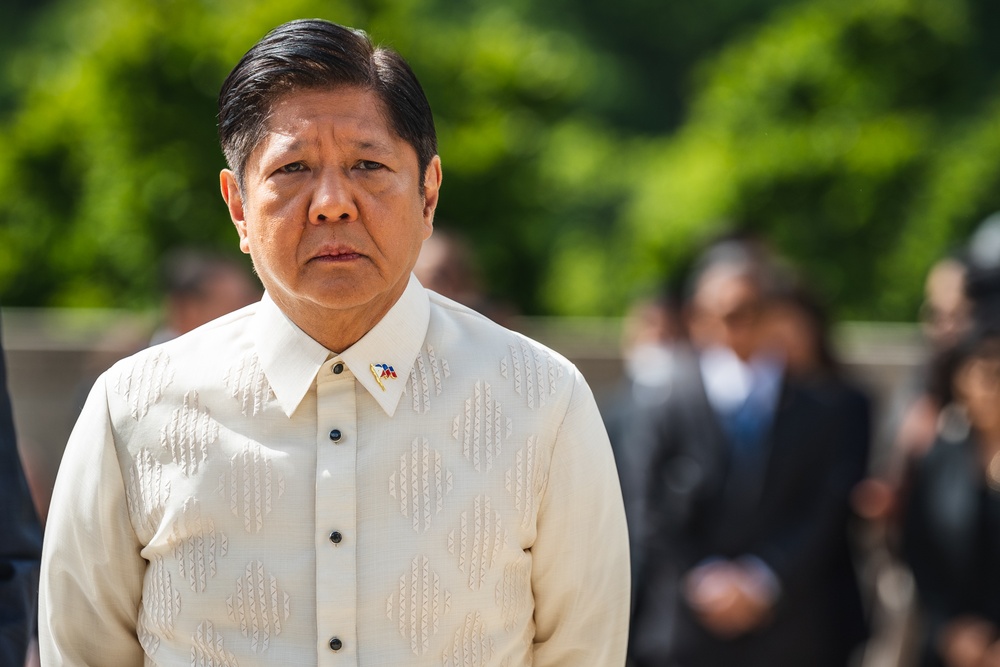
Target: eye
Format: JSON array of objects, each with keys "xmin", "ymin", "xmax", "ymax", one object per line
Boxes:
[
  {"xmin": 355, "ymin": 160, "xmax": 384, "ymax": 171},
  {"xmin": 279, "ymin": 162, "xmax": 306, "ymax": 174}
]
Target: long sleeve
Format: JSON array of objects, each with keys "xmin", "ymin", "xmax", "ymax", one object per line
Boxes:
[
  {"xmin": 39, "ymin": 372, "xmax": 146, "ymax": 666},
  {"xmin": 0, "ymin": 325, "xmax": 43, "ymax": 667},
  {"xmin": 531, "ymin": 369, "xmax": 630, "ymax": 666}
]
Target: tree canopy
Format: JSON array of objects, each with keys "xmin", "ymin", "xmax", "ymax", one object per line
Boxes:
[{"xmin": 1, "ymin": 0, "xmax": 998, "ymax": 320}]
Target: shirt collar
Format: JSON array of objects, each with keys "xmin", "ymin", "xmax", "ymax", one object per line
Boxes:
[
  {"xmin": 339, "ymin": 275, "xmax": 429, "ymax": 417},
  {"xmin": 699, "ymin": 345, "xmax": 784, "ymax": 416},
  {"xmin": 252, "ymin": 274, "xmax": 430, "ymax": 418}
]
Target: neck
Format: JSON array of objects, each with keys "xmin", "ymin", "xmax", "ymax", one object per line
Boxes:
[{"xmin": 271, "ymin": 289, "xmax": 403, "ymax": 353}]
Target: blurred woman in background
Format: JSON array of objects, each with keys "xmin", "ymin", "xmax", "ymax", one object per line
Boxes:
[{"xmin": 902, "ymin": 328, "xmax": 1000, "ymax": 667}]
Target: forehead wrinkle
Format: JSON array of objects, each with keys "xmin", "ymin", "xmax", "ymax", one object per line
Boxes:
[{"xmin": 265, "ymin": 122, "xmax": 395, "ymax": 155}]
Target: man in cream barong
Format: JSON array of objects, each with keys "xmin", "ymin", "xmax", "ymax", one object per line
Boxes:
[{"xmin": 39, "ymin": 18, "xmax": 629, "ymax": 667}]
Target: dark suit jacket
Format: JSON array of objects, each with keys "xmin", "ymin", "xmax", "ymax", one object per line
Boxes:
[
  {"xmin": 0, "ymin": 316, "xmax": 43, "ymax": 666},
  {"xmin": 903, "ymin": 432, "xmax": 1000, "ymax": 667},
  {"xmin": 627, "ymin": 348, "xmax": 869, "ymax": 667}
]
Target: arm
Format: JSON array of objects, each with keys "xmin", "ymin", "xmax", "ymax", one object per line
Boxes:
[
  {"xmin": 0, "ymin": 325, "xmax": 43, "ymax": 666},
  {"xmin": 531, "ymin": 368, "xmax": 631, "ymax": 666},
  {"xmin": 39, "ymin": 372, "xmax": 146, "ymax": 666}
]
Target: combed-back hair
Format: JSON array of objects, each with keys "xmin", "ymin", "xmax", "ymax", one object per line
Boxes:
[{"xmin": 218, "ymin": 19, "xmax": 437, "ymax": 189}]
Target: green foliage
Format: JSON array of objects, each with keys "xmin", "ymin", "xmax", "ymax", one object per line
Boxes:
[
  {"xmin": 0, "ymin": 0, "xmax": 605, "ymax": 310},
  {"xmin": 2, "ymin": 0, "xmax": 1000, "ymax": 319},
  {"xmin": 542, "ymin": 0, "xmax": 1000, "ymax": 319}
]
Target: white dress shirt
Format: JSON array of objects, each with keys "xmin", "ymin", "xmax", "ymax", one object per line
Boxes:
[{"xmin": 39, "ymin": 275, "xmax": 630, "ymax": 666}]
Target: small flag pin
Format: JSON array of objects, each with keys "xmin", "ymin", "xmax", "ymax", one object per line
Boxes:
[{"xmin": 370, "ymin": 363, "xmax": 397, "ymax": 391}]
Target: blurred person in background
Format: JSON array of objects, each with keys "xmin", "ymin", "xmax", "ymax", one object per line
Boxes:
[
  {"xmin": 0, "ymin": 314, "xmax": 43, "ymax": 667},
  {"xmin": 627, "ymin": 239, "xmax": 868, "ymax": 667},
  {"xmin": 601, "ymin": 289, "xmax": 685, "ymax": 616},
  {"xmin": 150, "ymin": 248, "xmax": 261, "ymax": 345},
  {"xmin": 759, "ymin": 284, "xmax": 873, "ymax": 659},
  {"xmin": 858, "ymin": 250, "xmax": 975, "ymax": 526},
  {"xmin": 858, "ymin": 216, "xmax": 1000, "ymax": 529},
  {"xmin": 894, "ymin": 254, "xmax": 973, "ymax": 470},
  {"xmin": 902, "ymin": 326, "xmax": 1000, "ymax": 667},
  {"xmin": 899, "ymin": 213, "xmax": 1000, "ymax": 667},
  {"xmin": 851, "ymin": 216, "xmax": 1000, "ymax": 667},
  {"xmin": 412, "ymin": 228, "xmax": 517, "ymax": 326}
]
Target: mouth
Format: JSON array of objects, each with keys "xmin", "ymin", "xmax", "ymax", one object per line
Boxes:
[{"xmin": 309, "ymin": 246, "xmax": 365, "ymax": 263}]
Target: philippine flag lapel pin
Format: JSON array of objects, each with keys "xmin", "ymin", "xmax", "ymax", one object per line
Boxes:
[{"xmin": 370, "ymin": 363, "xmax": 397, "ymax": 391}]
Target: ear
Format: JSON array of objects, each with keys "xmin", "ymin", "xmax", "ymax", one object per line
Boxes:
[
  {"xmin": 220, "ymin": 169, "xmax": 251, "ymax": 254},
  {"xmin": 420, "ymin": 155, "xmax": 442, "ymax": 240}
]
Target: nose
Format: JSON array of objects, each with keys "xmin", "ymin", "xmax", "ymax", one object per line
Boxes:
[{"xmin": 309, "ymin": 168, "xmax": 358, "ymax": 224}]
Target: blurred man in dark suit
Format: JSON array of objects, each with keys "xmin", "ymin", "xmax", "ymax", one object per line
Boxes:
[
  {"xmin": 626, "ymin": 241, "xmax": 868, "ymax": 667},
  {"xmin": 0, "ymin": 313, "xmax": 43, "ymax": 666}
]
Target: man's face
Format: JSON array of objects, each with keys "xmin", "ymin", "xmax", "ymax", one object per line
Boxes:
[
  {"xmin": 221, "ymin": 86, "xmax": 441, "ymax": 330},
  {"xmin": 687, "ymin": 269, "xmax": 762, "ymax": 361},
  {"xmin": 922, "ymin": 259, "xmax": 971, "ymax": 351}
]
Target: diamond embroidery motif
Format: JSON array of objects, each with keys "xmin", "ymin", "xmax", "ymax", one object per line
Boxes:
[
  {"xmin": 225, "ymin": 352, "xmax": 274, "ymax": 417},
  {"xmin": 217, "ymin": 442, "xmax": 286, "ymax": 534},
  {"xmin": 161, "ymin": 391, "xmax": 218, "ymax": 477},
  {"xmin": 126, "ymin": 449, "xmax": 170, "ymax": 536},
  {"xmin": 442, "ymin": 611, "xmax": 494, "ymax": 667},
  {"xmin": 137, "ymin": 554, "xmax": 181, "ymax": 655},
  {"xmin": 452, "ymin": 382, "xmax": 512, "ymax": 472},
  {"xmin": 170, "ymin": 498, "xmax": 229, "ymax": 592},
  {"xmin": 115, "ymin": 348, "xmax": 174, "ymax": 421},
  {"xmin": 504, "ymin": 436, "xmax": 542, "ymax": 529},
  {"xmin": 499, "ymin": 342, "xmax": 564, "ymax": 410},
  {"xmin": 386, "ymin": 555, "xmax": 452, "ymax": 655},
  {"xmin": 389, "ymin": 438, "xmax": 454, "ymax": 532},
  {"xmin": 191, "ymin": 621, "xmax": 240, "ymax": 667},
  {"xmin": 496, "ymin": 557, "xmax": 530, "ymax": 632},
  {"xmin": 406, "ymin": 344, "xmax": 451, "ymax": 413},
  {"xmin": 447, "ymin": 496, "xmax": 508, "ymax": 591},
  {"xmin": 136, "ymin": 609, "xmax": 158, "ymax": 657},
  {"xmin": 227, "ymin": 560, "xmax": 290, "ymax": 653}
]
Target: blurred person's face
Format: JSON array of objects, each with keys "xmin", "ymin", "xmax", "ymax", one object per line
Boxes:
[
  {"xmin": 413, "ymin": 235, "xmax": 472, "ymax": 302},
  {"xmin": 170, "ymin": 268, "xmax": 261, "ymax": 335},
  {"xmin": 220, "ymin": 86, "xmax": 441, "ymax": 334},
  {"xmin": 622, "ymin": 299, "xmax": 680, "ymax": 356},
  {"xmin": 956, "ymin": 354, "xmax": 1000, "ymax": 438},
  {"xmin": 922, "ymin": 259, "xmax": 971, "ymax": 350},
  {"xmin": 687, "ymin": 269, "xmax": 761, "ymax": 361}
]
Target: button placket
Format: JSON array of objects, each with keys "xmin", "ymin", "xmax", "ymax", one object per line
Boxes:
[{"xmin": 316, "ymin": 358, "xmax": 358, "ymax": 663}]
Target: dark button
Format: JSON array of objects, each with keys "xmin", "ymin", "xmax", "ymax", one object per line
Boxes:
[
  {"xmin": 329, "ymin": 636, "xmax": 343, "ymax": 651},
  {"xmin": 332, "ymin": 363, "xmax": 344, "ymax": 374},
  {"xmin": 329, "ymin": 530, "xmax": 343, "ymax": 544},
  {"xmin": 329, "ymin": 429, "xmax": 342, "ymax": 442}
]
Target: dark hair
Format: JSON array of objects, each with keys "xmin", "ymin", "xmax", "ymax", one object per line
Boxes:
[
  {"xmin": 767, "ymin": 283, "xmax": 840, "ymax": 374},
  {"xmin": 218, "ymin": 19, "xmax": 437, "ymax": 189}
]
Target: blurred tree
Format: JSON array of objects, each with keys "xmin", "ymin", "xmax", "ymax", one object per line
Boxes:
[
  {"xmin": 542, "ymin": 0, "xmax": 1000, "ymax": 319},
  {"xmin": 526, "ymin": 0, "xmax": 802, "ymax": 132},
  {"xmin": 2, "ymin": 0, "xmax": 1000, "ymax": 320},
  {"xmin": 0, "ymin": 0, "xmax": 608, "ymax": 311}
]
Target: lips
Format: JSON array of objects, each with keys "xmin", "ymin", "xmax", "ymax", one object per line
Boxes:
[{"xmin": 310, "ymin": 245, "xmax": 365, "ymax": 262}]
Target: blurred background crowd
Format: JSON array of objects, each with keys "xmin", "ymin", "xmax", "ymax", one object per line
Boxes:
[{"xmin": 4, "ymin": 0, "xmax": 1000, "ymax": 665}]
